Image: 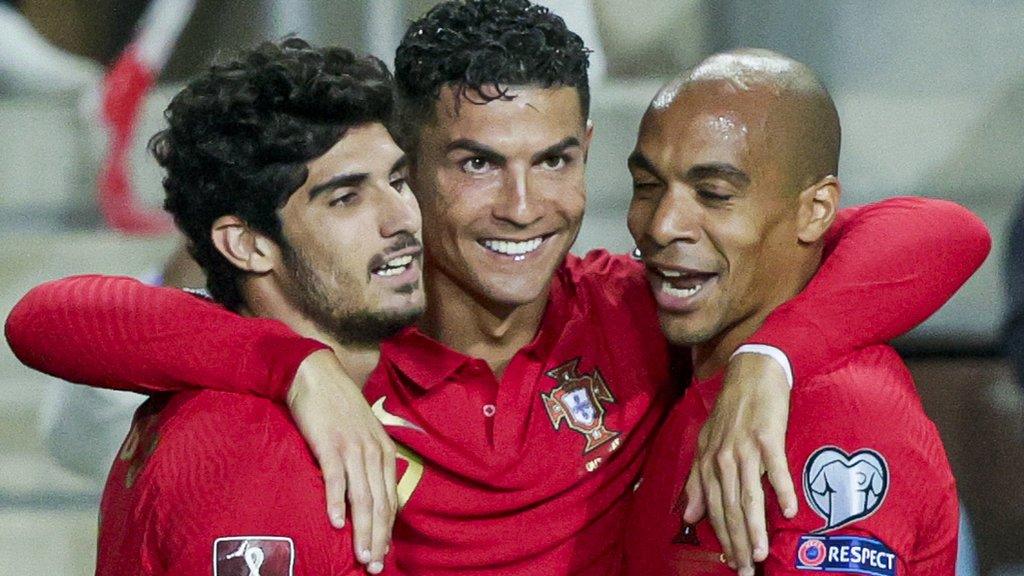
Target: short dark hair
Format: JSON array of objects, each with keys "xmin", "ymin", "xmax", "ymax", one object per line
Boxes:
[
  {"xmin": 394, "ymin": 0, "xmax": 590, "ymax": 149},
  {"xmin": 151, "ymin": 38, "xmax": 393, "ymax": 310}
]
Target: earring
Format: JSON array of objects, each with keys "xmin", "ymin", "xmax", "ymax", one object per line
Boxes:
[{"xmin": 631, "ymin": 247, "xmax": 642, "ymax": 260}]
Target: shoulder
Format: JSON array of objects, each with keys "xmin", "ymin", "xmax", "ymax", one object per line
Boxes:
[
  {"xmin": 784, "ymin": 345, "xmax": 955, "ymax": 534},
  {"xmin": 135, "ymin": 392, "xmax": 357, "ymax": 572}
]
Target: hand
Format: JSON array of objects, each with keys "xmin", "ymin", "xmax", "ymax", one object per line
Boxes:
[
  {"xmin": 682, "ymin": 352, "xmax": 798, "ymax": 575},
  {"xmin": 287, "ymin": 350, "xmax": 397, "ymax": 575}
]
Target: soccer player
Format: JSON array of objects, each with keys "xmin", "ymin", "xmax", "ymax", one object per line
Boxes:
[
  {"xmin": 6, "ymin": 2, "xmax": 990, "ymax": 575},
  {"xmin": 623, "ymin": 49, "xmax": 980, "ymax": 575},
  {"xmin": 12, "ymin": 39, "xmax": 424, "ymax": 575}
]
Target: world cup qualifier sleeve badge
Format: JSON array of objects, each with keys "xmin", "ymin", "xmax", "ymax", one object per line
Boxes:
[
  {"xmin": 541, "ymin": 358, "xmax": 620, "ymax": 454},
  {"xmin": 794, "ymin": 446, "xmax": 897, "ymax": 576},
  {"xmin": 214, "ymin": 537, "xmax": 294, "ymax": 576}
]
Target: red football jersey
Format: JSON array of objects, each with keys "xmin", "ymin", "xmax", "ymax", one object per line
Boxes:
[
  {"xmin": 99, "ymin": 391, "xmax": 411, "ymax": 576},
  {"xmin": 4, "ymin": 198, "xmax": 989, "ymax": 575},
  {"xmin": 624, "ymin": 345, "xmax": 959, "ymax": 576}
]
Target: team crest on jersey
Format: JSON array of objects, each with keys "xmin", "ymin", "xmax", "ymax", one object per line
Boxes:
[
  {"xmin": 803, "ymin": 446, "xmax": 889, "ymax": 532},
  {"xmin": 541, "ymin": 358, "xmax": 619, "ymax": 454},
  {"xmin": 214, "ymin": 537, "xmax": 294, "ymax": 576}
]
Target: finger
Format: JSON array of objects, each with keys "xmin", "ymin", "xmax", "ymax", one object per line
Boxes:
[
  {"xmin": 346, "ymin": 451, "xmax": 374, "ymax": 566},
  {"xmin": 765, "ymin": 445, "xmax": 798, "ymax": 518},
  {"xmin": 382, "ymin": 438, "xmax": 398, "ymax": 535},
  {"xmin": 739, "ymin": 452, "xmax": 768, "ymax": 562},
  {"xmin": 321, "ymin": 456, "xmax": 348, "ymax": 529},
  {"xmin": 682, "ymin": 463, "xmax": 706, "ymax": 523},
  {"xmin": 717, "ymin": 452, "xmax": 754, "ymax": 574},
  {"xmin": 701, "ymin": 461, "xmax": 734, "ymax": 569},
  {"xmin": 364, "ymin": 443, "xmax": 390, "ymax": 570}
]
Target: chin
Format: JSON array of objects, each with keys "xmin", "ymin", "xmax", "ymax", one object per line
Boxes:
[
  {"xmin": 658, "ymin": 313, "xmax": 720, "ymax": 346},
  {"xmin": 478, "ymin": 277, "xmax": 552, "ymax": 310}
]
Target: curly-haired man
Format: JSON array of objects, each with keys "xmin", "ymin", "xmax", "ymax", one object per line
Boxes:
[{"xmin": 10, "ymin": 38, "xmax": 424, "ymax": 575}]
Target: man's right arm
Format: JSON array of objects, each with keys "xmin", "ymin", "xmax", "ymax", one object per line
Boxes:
[
  {"xmin": 5, "ymin": 274, "xmax": 397, "ymax": 568},
  {"xmin": 5, "ymin": 274, "xmax": 325, "ymax": 399}
]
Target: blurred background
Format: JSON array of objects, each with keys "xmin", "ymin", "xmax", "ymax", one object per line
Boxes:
[{"xmin": 1, "ymin": 0, "xmax": 1022, "ymax": 574}]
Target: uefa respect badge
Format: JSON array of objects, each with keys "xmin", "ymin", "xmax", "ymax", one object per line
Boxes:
[{"xmin": 795, "ymin": 535, "xmax": 897, "ymax": 576}]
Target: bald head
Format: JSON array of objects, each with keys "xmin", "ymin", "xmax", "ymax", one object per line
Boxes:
[{"xmin": 650, "ymin": 49, "xmax": 840, "ymax": 191}]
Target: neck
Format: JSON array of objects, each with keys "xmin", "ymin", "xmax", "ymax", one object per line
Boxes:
[
  {"xmin": 240, "ymin": 278, "xmax": 381, "ymax": 387},
  {"xmin": 692, "ymin": 246, "xmax": 822, "ymax": 381},
  {"xmin": 419, "ymin": 266, "xmax": 549, "ymax": 378}
]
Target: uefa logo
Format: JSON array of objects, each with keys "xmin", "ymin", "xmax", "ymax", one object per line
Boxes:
[{"xmin": 797, "ymin": 538, "xmax": 827, "ymax": 568}]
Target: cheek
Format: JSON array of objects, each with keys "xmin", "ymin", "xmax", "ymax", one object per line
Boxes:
[{"xmin": 626, "ymin": 199, "xmax": 654, "ymax": 241}]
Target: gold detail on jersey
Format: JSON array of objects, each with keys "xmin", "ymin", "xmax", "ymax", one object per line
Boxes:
[
  {"xmin": 370, "ymin": 396, "xmax": 426, "ymax": 507},
  {"xmin": 395, "ymin": 443, "xmax": 424, "ymax": 508},
  {"xmin": 541, "ymin": 358, "xmax": 620, "ymax": 454},
  {"xmin": 120, "ymin": 411, "xmax": 160, "ymax": 489},
  {"xmin": 371, "ymin": 397, "xmax": 425, "ymax": 433}
]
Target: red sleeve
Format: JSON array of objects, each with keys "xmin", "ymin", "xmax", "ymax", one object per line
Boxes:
[
  {"xmin": 4, "ymin": 275, "xmax": 327, "ymax": 400},
  {"xmin": 748, "ymin": 197, "xmax": 991, "ymax": 383},
  {"xmin": 150, "ymin": 392, "xmax": 403, "ymax": 576},
  {"xmin": 763, "ymin": 346, "xmax": 958, "ymax": 575}
]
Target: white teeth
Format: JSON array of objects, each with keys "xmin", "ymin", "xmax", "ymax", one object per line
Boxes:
[
  {"xmin": 662, "ymin": 280, "xmax": 702, "ymax": 299},
  {"xmin": 373, "ymin": 254, "xmax": 414, "ymax": 277},
  {"xmin": 482, "ymin": 237, "xmax": 544, "ymax": 257},
  {"xmin": 386, "ymin": 255, "xmax": 413, "ymax": 268},
  {"xmin": 660, "ymin": 269, "xmax": 683, "ymax": 278}
]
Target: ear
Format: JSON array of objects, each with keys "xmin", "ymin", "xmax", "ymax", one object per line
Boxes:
[
  {"xmin": 210, "ymin": 215, "xmax": 278, "ymax": 274},
  {"xmin": 582, "ymin": 119, "xmax": 595, "ymax": 163},
  {"xmin": 796, "ymin": 175, "xmax": 840, "ymax": 244}
]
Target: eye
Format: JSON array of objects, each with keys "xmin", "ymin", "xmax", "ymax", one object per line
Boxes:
[
  {"xmin": 539, "ymin": 155, "xmax": 568, "ymax": 170},
  {"xmin": 328, "ymin": 191, "xmax": 357, "ymax": 207},
  {"xmin": 390, "ymin": 177, "xmax": 409, "ymax": 193},
  {"xmin": 460, "ymin": 157, "xmax": 494, "ymax": 175},
  {"xmin": 697, "ymin": 187, "xmax": 733, "ymax": 202}
]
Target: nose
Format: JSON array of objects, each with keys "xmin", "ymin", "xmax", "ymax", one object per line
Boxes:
[
  {"xmin": 647, "ymin": 185, "xmax": 702, "ymax": 248},
  {"xmin": 378, "ymin": 182, "xmax": 421, "ymax": 238},
  {"xmin": 492, "ymin": 164, "xmax": 542, "ymax": 227}
]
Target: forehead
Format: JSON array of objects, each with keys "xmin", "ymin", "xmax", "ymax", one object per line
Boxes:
[
  {"xmin": 637, "ymin": 84, "xmax": 766, "ymax": 171},
  {"xmin": 427, "ymin": 85, "xmax": 585, "ymax": 147},
  {"xmin": 306, "ymin": 123, "xmax": 401, "ymax": 177}
]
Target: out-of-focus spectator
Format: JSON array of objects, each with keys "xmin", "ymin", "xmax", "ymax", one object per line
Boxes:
[
  {"xmin": 0, "ymin": 0, "xmax": 102, "ymax": 96},
  {"xmin": 1006, "ymin": 193, "xmax": 1024, "ymax": 390}
]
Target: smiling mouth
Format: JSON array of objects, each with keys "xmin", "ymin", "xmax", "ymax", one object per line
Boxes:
[
  {"xmin": 372, "ymin": 254, "xmax": 415, "ymax": 277},
  {"xmin": 656, "ymin": 268, "xmax": 717, "ymax": 299},
  {"xmin": 479, "ymin": 235, "xmax": 551, "ymax": 261}
]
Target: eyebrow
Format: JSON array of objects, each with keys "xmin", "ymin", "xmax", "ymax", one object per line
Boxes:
[
  {"xmin": 627, "ymin": 152, "xmax": 751, "ymax": 188},
  {"xmin": 444, "ymin": 136, "xmax": 582, "ymax": 166},
  {"xmin": 307, "ymin": 154, "xmax": 409, "ymax": 202},
  {"xmin": 627, "ymin": 151, "xmax": 661, "ymax": 179},
  {"xmin": 445, "ymin": 139, "xmax": 507, "ymax": 165},
  {"xmin": 684, "ymin": 162, "xmax": 751, "ymax": 187}
]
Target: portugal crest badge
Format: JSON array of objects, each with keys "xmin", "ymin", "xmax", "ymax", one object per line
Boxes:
[{"xmin": 541, "ymin": 359, "xmax": 619, "ymax": 454}]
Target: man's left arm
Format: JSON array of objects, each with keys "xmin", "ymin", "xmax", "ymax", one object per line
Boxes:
[{"xmin": 688, "ymin": 197, "xmax": 988, "ymax": 571}]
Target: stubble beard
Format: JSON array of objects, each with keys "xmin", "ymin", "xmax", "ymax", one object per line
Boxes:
[{"xmin": 280, "ymin": 240, "xmax": 422, "ymax": 346}]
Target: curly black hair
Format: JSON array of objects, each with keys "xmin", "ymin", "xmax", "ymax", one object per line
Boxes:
[
  {"xmin": 394, "ymin": 0, "xmax": 590, "ymax": 150},
  {"xmin": 151, "ymin": 38, "xmax": 394, "ymax": 310}
]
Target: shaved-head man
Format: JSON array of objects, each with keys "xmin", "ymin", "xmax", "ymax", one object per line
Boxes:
[{"xmin": 624, "ymin": 50, "xmax": 968, "ymax": 575}]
